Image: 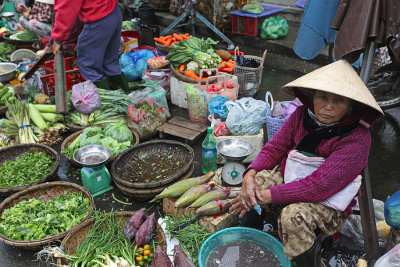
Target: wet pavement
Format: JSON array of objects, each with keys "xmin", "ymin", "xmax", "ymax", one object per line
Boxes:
[{"xmin": 1, "ymin": 65, "xmax": 399, "ymax": 266}]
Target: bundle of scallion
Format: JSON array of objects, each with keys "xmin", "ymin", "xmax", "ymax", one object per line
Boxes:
[
  {"xmin": 5, "ymin": 101, "xmax": 40, "ymax": 143},
  {"xmin": 66, "ymin": 108, "xmax": 126, "ymax": 127}
]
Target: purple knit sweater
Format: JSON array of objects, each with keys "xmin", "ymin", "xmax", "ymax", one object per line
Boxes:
[{"xmin": 249, "ymin": 106, "xmax": 371, "ymax": 218}]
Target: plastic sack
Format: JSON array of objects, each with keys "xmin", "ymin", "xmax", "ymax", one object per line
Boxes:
[
  {"xmin": 377, "ymin": 220, "xmax": 391, "ymax": 240},
  {"xmin": 208, "ymin": 96, "xmax": 230, "ymax": 119},
  {"xmin": 142, "ymin": 69, "xmax": 172, "ymax": 93},
  {"xmin": 119, "ymin": 49, "xmax": 155, "ymax": 81},
  {"xmin": 128, "ymin": 81, "xmax": 170, "ymax": 117},
  {"xmin": 374, "ymin": 243, "xmax": 400, "ymax": 267},
  {"xmin": 126, "ymin": 97, "xmax": 167, "ymax": 140},
  {"xmin": 225, "ymin": 97, "xmax": 267, "ymax": 135},
  {"xmin": 214, "ymin": 123, "xmax": 230, "ymax": 137},
  {"xmin": 385, "ymin": 190, "xmax": 400, "ymax": 230},
  {"xmin": 260, "ymin": 16, "xmax": 289, "ymax": 40},
  {"xmin": 71, "ymin": 81, "xmax": 101, "ymax": 114},
  {"xmin": 241, "ymin": 0, "xmax": 264, "ymax": 14}
]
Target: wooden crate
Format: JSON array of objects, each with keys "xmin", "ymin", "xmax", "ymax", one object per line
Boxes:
[
  {"xmin": 158, "ymin": 116, "xmax": 208, "ymax": 144},
  {"xmin": 163, "ymin": 197, "xmax": 239, "ymax": 233}
]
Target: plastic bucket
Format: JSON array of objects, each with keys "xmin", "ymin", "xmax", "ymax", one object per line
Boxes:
[
  {"xmin": 138, "ymin": 3, "xmax": 156, "ymax": 26},
  {"xmin": 198, "ymin": 227, "xmax": 291, "ymax": 267}
]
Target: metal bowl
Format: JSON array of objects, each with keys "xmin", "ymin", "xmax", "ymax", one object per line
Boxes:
[
  {"xmin": 0, "ymin": 63, "xmax": 17, "ymax": 83},
  {"xmin": 216, "ymin": 139, "xmax": 254, "ymax": 161},
  {"xmin": 73, "ymin": 145, "xmax": 111, "ymax": 167}
]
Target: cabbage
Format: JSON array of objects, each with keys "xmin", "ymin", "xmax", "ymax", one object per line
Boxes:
[
  {"xmin": 103, "ymin": 121, "xmax": 134, "ymax": 143},
  {"xmin": 80, "ymin": 127, "xmax": 103, "ymax": 147},
  {"xmin": 100, "ymin": 137, "xmax": 131, "ymax": 156}
]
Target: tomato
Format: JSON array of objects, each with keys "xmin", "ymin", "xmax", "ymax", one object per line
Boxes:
[
  {"xmin": 138, "ymin": 261, "xmax": 144, "ymax": 266},
  {"xmin": 138, "ymin": 247, "xmax": 144, "ymax": 254},
  {"xmin": 143, "ymin": 255, "xmax": 148, "ymax": 261},
  {"xmin": 144, "ymin": 249, "xmax": 151, "ymax": 256},
  {"xmin": 149, "ymin": 253, "xmax": 154, "ymax": 258},
  {"xmin": 136, "ymin": 256, "xmax": 143, "ymax": 262},
  {"xmin": 144, "ymin": 244, "xmax": 150, "ymax": 249}
]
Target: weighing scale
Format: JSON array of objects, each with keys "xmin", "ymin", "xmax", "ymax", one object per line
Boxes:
[
  {"xmin": 0, "ymin": 12, "xmax": 17, "ymax": 32},
  {"xmin": 73, "ymin": 145, "xmax": 113, "ymax": 197},
  {"xmin": 216, "ymin": 139, "xmax": 253, "ymax": 185}
]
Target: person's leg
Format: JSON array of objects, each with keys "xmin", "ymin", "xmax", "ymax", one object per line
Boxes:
[
  {"xmin": 76, "ymin": 8, "xmax": 120, "ymax": 83},
  {"xmin": 278, "ymin": 202, "xmax": 346, "ymax": 260},
  {"xmin": 27, "ymin": 19, "xmax": 51, "ymax": 38},
  {"xmin": 101, "ymin": 6, "xmax": 129, "ymax": 92}
]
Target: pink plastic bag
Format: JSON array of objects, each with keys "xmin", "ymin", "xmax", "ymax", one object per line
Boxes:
[
  {"xmin": 71, "ymin": 81, "xmax": 101, "ymax": 114},
  {"xmin": 213, "ymin": 122, "xmax": 230, "ymax": 137}
]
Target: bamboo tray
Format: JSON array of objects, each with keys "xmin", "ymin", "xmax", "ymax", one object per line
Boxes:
[
  {"xmin": 0, "ymin": 181, "xmax": 94, "ymax": 250},
  {"xmin": 57, "ymin": 211, "xmax": 167, "ymax": 266}
]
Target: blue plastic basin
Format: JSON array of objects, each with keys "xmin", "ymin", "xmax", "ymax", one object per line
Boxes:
[{"xmin": 198, "ymin": 227, "xmax": 291, "ymax": 267}]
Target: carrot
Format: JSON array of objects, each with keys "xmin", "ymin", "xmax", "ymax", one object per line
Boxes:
[
  {"xmin": 225, "ymin": 61, "xmax": 234, "ymax": 68},
  {"xmin": 161, "ymin": 35, "xmax": 172, "ymax": 40},
  {"xmin": 220, "ymin": 61, "xmax": 227, "ymax": 68},
  {"xmin": 165, "ymin": 38, "xmax": 173, "ymax": 46},
  {"xmin": 181, "ymin": 35, "xmax": 189, "ymax": 40},
  {"xmin": 179, "ymin": 64, "xmax": 186, "ymax": 71},
  {"xmin": 154, "ymin": 37, "xmax": 166, "ymax": 45},
  {"xmin": 184, "ymin": 70, "xmax": 200, "ymax": 80},
  {"xmin": 170, "ymin": 41, "xmax": 176, "ymax": 46},
  {"xmin": 173, "ymin": 33, "xmax": 182, "ymax": 41},
  {"xmin": 222, "ymin": 67, "xmax": 234, "ymax": 72}
]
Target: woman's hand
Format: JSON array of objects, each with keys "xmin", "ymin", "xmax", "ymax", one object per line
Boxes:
[
  {"xmin": 229, "ymin": 193, "xmax": 247, "ymax": 218},
  {"xmin": 52, "ymin": 41, "xmax": 62, "ymax": 56},
  {"xmin": 16, "ymin": 3, "xmax": 26, "ymax": 12},
  {"xmin": 239, "ymin": 169, "xmax": 264, "ymax": 211}
]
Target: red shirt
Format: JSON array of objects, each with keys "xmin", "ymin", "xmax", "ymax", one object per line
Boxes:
[{"xmin": 51, "ymin": 0, "xmax": 118, "ymax": 42}]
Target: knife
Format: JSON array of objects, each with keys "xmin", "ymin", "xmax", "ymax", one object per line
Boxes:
[{"xmin": 171, "ymin": 215, "xmax": 202, "ymax": 233}]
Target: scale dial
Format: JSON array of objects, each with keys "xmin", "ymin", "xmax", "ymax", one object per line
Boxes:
[
  {"xmin": 7, "ymin": 20, "xmax": 17, "ymax": 32},
  {"xmin": 221, "ymin": 162, "xmax": 246, "ymax": 185}
]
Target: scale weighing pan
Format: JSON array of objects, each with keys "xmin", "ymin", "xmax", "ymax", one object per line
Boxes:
[
  {"xmin": 73, "ymin": 145, "xmax": 111, "ymax": 168},
  {"xmin": 216, "ymin": 139, "xmax": 253, "ymax": 161}
]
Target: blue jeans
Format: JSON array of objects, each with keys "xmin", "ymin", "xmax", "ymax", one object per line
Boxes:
[{"xmin": 77, "ymin": 5, "xmax": 122, "ymax": 83}]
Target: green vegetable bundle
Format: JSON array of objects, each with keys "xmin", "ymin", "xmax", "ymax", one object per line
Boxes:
[
  {"xmin": 0, "ymin": 85, "xmax": 16, "ymax": 106},
  {"xmin": 0, "ymin": 191, "xmax": 90, "ymax": 240},
  {"xmin": 0, "ymin": 43, "xmax": 15, "ymax": 62},
  {"xmin": 9, "ymin": 30, "xmax": 39, "ymax": 41},
  {"xmin": 166, "ymin": 37, "xmax": 221, "ymax": 70},
  {"xmin": 0, "ymin": 151, "xmax": 54, "ymax": 188}
]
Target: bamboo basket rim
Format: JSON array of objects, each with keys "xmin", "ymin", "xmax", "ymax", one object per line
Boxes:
[
  {"xmin": 3, "ymin": 33, "xmax": 36, "ymax": 45},
  {"xmin": 111, "ymin": 140, "xmax": 194, "ymax": 189},
  {"xmin": 0, "ymin": 181, "xmax": 94, "ymax": 249},
  {"xmin": 0, "ymin": 143, "xmax": 60, "ymax": 195},
  {"xmin": 60, "ymin": 126, "xmax": 140, "ymax": 166},
  {"xmin": 57, "ymin": 211, "xmax": 167, "ymax": 266},
  {"xmin": 64, "ymin": 123, "xmax": 103, "ymax": 132},
  {"xmin": 114, "ymin": 164, "xmax": 194, "ymax": 200},
  {"xmin": 155, "ymin": 41, "xmax": 172, "ymax": 53}
]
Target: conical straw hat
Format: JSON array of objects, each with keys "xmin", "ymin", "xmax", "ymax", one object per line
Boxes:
[{"xmin": 282, "ymin": 60, "xmax": 383, "ymax": 114}]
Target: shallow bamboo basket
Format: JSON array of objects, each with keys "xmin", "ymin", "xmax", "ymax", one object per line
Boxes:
[
  {"xmin": 57, "ymin": 211, "xmax": 167, "ymax": 266},
  {"xmin": 0, "ymin": 181, "xmax": 94, "ymax": 250}
]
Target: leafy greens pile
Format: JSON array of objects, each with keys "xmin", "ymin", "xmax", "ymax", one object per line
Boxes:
[
  {"xmin": 62, "ymin": 124, "xmax": 133, "ymax": 159},
  {"xmin": 0, "ymin": 191, "xmax": 90, "ymax": 240},
  {"xmin": 166, "ymin": 37, "xmax": 221, "ymax": 71},
  {"xmin": 0, "ymin": 152, "xmax": 54, "ymax": 188}
]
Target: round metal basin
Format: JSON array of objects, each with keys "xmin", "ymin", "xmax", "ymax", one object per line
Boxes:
[
  {"xmin": 0, "ymin": 63, "xmax": 17, "ymax": 83},
  {"xmin": 73, "ymin": 145, "xmax": 111, "ymax": 168},
  {"xmin": 216, "ymin": 138, "xmax": 254, "ymax": 162}
]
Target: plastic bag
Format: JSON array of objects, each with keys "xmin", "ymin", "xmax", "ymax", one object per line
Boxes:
[
  {"xmin": 374, "ymin": 243, "xmax": 400, "ymax": 267},
  {"xmin": 126, "ymin": 97, "xmax": 167, "ymax": 140},
  {"xmin": 142, "ymin": 69, "xmax": 172, "ymax": 93},
  {"xmin": 119, "ymin": 49, "xmax": 155, "ymax": 81},
  {"xmin": 260, "ymin": 16, "xmax": 289, "ymax": 40},
  {"xmin": 385, "ymin": 190, "xmax": 400, "ymax": 230},
  {"xmin": 128, "ymin": 80, "xmax": 170, "ymax": 117},
  {"xmin": 242, "ymin": 0, "xmax": 264, "ymax": 14},
  {"xmin": 71, "ymin": 81, "xmax": 101, "ymax": 114},
  {"xmin": 377, "ymin": 220, "xmax": 391, "ymax": 240},
  {"xmin": 225, "ymin": 97, "xmax": 267, "ymax": 135}
]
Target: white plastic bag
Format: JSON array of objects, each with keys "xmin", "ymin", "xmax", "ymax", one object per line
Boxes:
[
  {"xmin": 374, "ymin": 243, "xmax": 400, "ymax": 267},
  {"xmin": 225, "ymin": 97, "xmax": 267, "ymax": 135}
]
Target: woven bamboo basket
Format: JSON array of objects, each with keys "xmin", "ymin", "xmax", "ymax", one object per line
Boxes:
[
  {"xmin": 111, "ymin": 140, "xmax": 194, "ymax": 189},
  {"xmin": 155, "ymin": 42, "xmax": 172, "ymax": 53},
  {"xmin": 64, "ymin": 123, "xmax": 89, "ymax": 132},
  {"xmin": 0, "ymin": 181, "xmax": 94, "ymax": 250},
  {"xmin": 3, "ymin": 33, "xmax": 37, "ymax": 46},
  {"xmin": 0, "ymin": 144, "xmax": 60, "ymax": 196},
  {"xmin": 114, "ymin": 164, "xmax": 194, "ymax": 201},
  {"xmin": 60, "ymin": 127, "xmax": 140, "ymax": 167},
  {"xmin": 57, "ymin": 211, "xmax": 167, "ymax": 266}
]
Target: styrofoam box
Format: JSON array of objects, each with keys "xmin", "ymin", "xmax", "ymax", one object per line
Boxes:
[
  {"xmin": 170, "ymin": 74, "xmax": 239, "ymax": 109},
  {"xmin": 215, "ymin": 128, "xmax": 265, "ymax": 164}
]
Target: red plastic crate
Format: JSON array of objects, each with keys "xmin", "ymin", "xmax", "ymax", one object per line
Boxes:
[
  {"xmin": 41, "ymin": 70, "xmax": 85, "ymax": 96},
  {"xmin": 230, "ymin": 5, "xmax": 285, "ymax": 37},
  {"xmin": 41, "ymin": 57, "xmax": 79, "ymax": 75}
]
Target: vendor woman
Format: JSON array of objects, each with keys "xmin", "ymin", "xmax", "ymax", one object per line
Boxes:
[
  {"xmin": 51, "ymin": 0, "xmax": 129, "ymax": 92},
  {"xmin": 17, "ymin": 0, "xmax": 54, "ymax": 38},
  {"xmin": 230, "ymin": 60, "xmax": 383, "ymax": 264}
]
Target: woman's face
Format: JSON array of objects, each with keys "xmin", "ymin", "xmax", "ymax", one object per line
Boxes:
[{"xmin": 313, "ymin": 90, "xmax": 352, "ymax": 124}]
